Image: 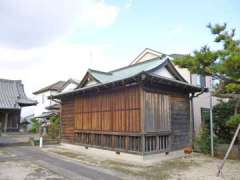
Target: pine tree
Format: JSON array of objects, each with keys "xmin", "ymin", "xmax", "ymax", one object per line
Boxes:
[{"xmin": 174, "ymin": 23, "xmax": 240, "ymax": 124}]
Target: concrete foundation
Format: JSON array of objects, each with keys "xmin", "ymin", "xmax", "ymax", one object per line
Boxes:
[{"xmin": 61, "ymin": 143, "xmax": 185, "ymax": 165}]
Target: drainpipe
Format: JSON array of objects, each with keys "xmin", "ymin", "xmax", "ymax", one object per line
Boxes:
[
  {"xmin": 190, "ymin": 87, "xmax": 206, "ymax": 148},
  {"xmin": 190, "ymin": 93, "xmax": 195, "ymax": 147},
  {"xmin": 190, "ymin": 73, "xmax": 195, "ymax": 146}
]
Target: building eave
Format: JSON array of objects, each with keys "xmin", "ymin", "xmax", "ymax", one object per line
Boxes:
[{"xmin": 52, "ymin": 72, "xmax": 203, "ymax": 99}]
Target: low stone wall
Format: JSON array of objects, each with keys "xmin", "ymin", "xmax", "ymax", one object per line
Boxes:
[{"xmin": 215, "ymin": 144, "xmax": 240, "ymax": 160}]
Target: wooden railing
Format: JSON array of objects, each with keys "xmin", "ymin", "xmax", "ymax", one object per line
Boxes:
[
  {"xmin": 74, "ymin": 132, "xmax": 170, "ymax": 154},
  {"xmin": 144, "ymin": 135, "xmax": 170, "ymax": 153}
]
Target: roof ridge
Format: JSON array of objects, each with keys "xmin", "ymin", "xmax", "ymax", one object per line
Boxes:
[
  {"xmin": 33, "ymin": 80, "xmax": 66, "ymax": 94},
  {"xmin": 129, "ymin": 48, "xmax": 165, "ymax": 65},
  {"xmin": 109, "ymin": 56, "xmax": 165, "ymax": 73},
  {"xmin": 88, "ymin": 68, "xmax": 112, "ymax": 75},
  {"xmin": 0, "ymin": 79, "xmax": 22, "ymax": 83}
]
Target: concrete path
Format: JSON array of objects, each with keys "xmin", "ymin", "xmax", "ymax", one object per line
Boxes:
[
  {"xmin": 1, "ymin": 146, "xmax": 122, "ymax": 180},
  {"xmin": 0, "ymin": 132, "xmax": 38, "ymax": 146}
]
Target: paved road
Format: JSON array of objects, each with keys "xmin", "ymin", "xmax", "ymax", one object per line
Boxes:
[{"xmin": 1, "ymin": 146, "xmax": 122, "ymax": 180}]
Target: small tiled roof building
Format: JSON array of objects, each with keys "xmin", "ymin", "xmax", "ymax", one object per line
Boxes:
[
  {"xmin": 53, "ymin": 56, "xmax": 203, "ymax": 155},
  {"xmin": 0, "ymin": 79, "xmax": 37, "ymax": 132}
]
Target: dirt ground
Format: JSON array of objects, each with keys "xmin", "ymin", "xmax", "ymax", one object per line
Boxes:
[
  {"xmin": 0, "ymin": 148, "xmax": 65, "ymax": 180},
  {"xmin": 45, "ymin": 146, "xmax": 240, "ymax": 180},
  {"xmin": 0, "ymin": 161, "xmax": 65, "ymax": 180},
  {"xmin": 1, "ymin": 145, "xmax": 240, "ymax": 180}
]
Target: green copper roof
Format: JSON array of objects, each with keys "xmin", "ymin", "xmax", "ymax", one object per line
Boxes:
[{"xmin": 88, "ymin": 57, "xmax": 167, "ymax": 84}]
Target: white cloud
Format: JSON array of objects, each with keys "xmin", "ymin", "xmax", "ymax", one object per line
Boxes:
[
  {"xmin": 0, "ymin": 0, "xmax": 119, "ymax": 49},
  {"xmin": 0, "ymin": 0, "xmax": 121, "ymax": 92},
  {"xmin": 0, "ymin": 41, "xmax": 126, "ymax": 97},
  {"xmin": 125, "ymin": 0, "xmax": 134, "ymax": 9},
  {"xmin": 170, "ymin": 26, "xmax": 183, "ymax": 34},
  {"xmin": 0, "ymin": 42, "xmax": 119, "ymax": 116},
  {"xmin": 82, "ymin": 1, "xmax": 119, "ymax": 28},
  {"xmin": 0, "ymin": 0, "xmax": 121, "ymax": 116}
]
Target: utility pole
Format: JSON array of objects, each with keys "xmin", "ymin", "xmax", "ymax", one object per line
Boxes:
[{"xmin": 210, "ymin": 77, "xmax": 214, "ymax": 157}]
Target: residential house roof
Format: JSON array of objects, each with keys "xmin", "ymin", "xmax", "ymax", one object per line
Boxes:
[
  {"xmin": 129, "ymin": 48, "xmax": 165, "ymax": 65},
  {"xmin": 33, "ymin": 78, "xmax": 79, "ymax": 95},
  {"xmin": 0, "ymin": 79, "xmax": 37, "ymax": 109},
  {"xmin": 45, "ymin": 103, "xmax": 61, "ymax": 110}
]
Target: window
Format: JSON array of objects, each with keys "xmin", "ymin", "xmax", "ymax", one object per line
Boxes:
[{"xmin": 196, "ymin": 74, "xmax": 206, "ymax": 88}]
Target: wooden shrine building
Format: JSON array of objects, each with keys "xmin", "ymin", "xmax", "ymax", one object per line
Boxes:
[
  {"xmin": 0, "ymin": 79, "xmax": 37, "ymax": 132},
  {"xmin": 53, "ymin": 57, "xmax": 203, "ymax": 155}
]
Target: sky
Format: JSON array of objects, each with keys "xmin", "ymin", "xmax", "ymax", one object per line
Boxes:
[{"xmin": 0, "ymin": 0, "xmax": 240, "ymax": 114}]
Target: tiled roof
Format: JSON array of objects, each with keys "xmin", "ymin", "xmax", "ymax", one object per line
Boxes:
[
  {"xmin": 0, "ymin": 79, "xmax": 37, "ymax": 109},
  {"xmin": 33, "ymin": 81, "xmax": 66, "ymax": 95},
  {"xmin": 53, "ymin": 71, "xmax": 203, "ymax": 99},
  {"xmin": 33, "ymin": 78, "xmax": 80, "ymax": 95},
  {"xmin": 168, "ymin": 53, "xmax": 186, "ymax": 59},
  {"xmin": 85, "ymin": 57, "xmax": 168, "ymax": 85},
  {"xmin": 45, "ymin": 103, "xmax": 60, "ymax": 110}
]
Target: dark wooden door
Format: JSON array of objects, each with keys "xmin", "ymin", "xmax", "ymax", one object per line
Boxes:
[{"xmin": 171, "ymin": 96, "xmax": 190, "ymax": 150}]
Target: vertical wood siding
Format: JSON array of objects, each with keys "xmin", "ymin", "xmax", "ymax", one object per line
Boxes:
[
  {"xmin": 171, "ymin": 96, "xmax": 190, "ymax": 150},
  {"xmin": 61, "ymin": 98, "xmax": 75, "ymax": 142},
  {"xmin": 143, "ymin": 91, "xmax": 171, "ymax": 132},
  {"xmin": 61, "ymin": 85, "xmax": 190, "ymax": 154},
  {"xmin": 74, "ymin": 86, "xmax": 141, "ymax": 133}
]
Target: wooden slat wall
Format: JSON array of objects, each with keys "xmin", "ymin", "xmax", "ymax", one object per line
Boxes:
[
  {"xmin": 143, "ymin": 91, "xmax": 171, "ymax": 132},
  {"xmin": 170, "ymin": 96, "xmax": 190, "ymax": 150},
  {"xmin": 74, "ymin": 86, "xmax": 141, "ymax": 133},
  {"xmin": 61, "ymin": 98, "xmax": 75, "ymax": 141}
]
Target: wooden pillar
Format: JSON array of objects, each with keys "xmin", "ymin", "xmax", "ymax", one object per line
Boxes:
[
  {"xmin": 4, "ymin": 112, "xmax": 8, "ymax": 132},
  {"xmin": 125, "ymin": 136, "xmax": 129, "ymax": 152},
  {"xmin": 141, "ymin": 134, "xmax": 145, "ymax": 155},
  {"xmin": 156, "ymin": 135, "xmax": 159, "ymax": 152}
]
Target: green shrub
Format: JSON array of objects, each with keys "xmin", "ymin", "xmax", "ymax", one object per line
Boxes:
[
  {"xmin": 30, "ymin": 118, "xmax": 40, "ymax": 133},
  {"xmin": 212, "ymin": 100, "xmax": 236, "ymax": 143},
  {"xmin": 47, "ymin": 115, "xmax": 60, "ymax": 139},
  {"xmin": 195, "ymin": 126, "xmax": 211, "ymax": 154},
  {"xmin": 226, "ymin": 114, "xmax": 240, "ymax": 128},
  {"xmin": 195, "ymin": 100, "xmax": 238, "ymax": 154}
]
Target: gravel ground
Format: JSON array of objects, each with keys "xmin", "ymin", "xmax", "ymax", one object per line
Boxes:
[
  {"xmin": 1, "ymin": 145, "xmax": 240, "ymax": 180},
  {"xmin": 0, "ymin": 160, "xmax": 65, "ymax": 180},
  {"xmin": 45, "ymin": 145, "xmax": 240, "ymax": 180}
]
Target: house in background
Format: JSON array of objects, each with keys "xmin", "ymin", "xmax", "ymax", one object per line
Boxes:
[
  {"xmin": 0, "ymin": 79, "xmax": 37, "ymax": 132},
  {"xmin": 130, "ymin": 48, "xmax": 218, "ymax": 134},
  {"xmin": 53, "ymin": 56, "xmax": 202, "ymax": 155},
  {"xmin": 32, "ymin": 78, "xmax": 79, "ymax": 119},
  {"xmin": 20, "ymin": 114, "xmax": 34, "ymax": 132}
]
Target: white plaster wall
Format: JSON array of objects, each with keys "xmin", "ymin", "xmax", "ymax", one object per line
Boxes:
[
  {"xmin": 61, "ymin": 83, "xmax": 78, "ymax": 92},
  {"xmin": 137, "ymin": 52, "xmax": 159, "ymax": 63},
  {"xmin": 84, "ymin": 80, "xmax": 98, "ymax": 87},
  {"xmin": 152, "ymin": 67, "xmax": 175, "ymax": 79},
  {"xmin": 191, "ymin": 75, "xmax": 219, "ymax": 134},
  {"xmin": 33, "ymin": 90, "xmax": 57, "ymax": 117},
  {"xmin": 175, "ymin": 66, "xmax": 191, "ymax": 82}
]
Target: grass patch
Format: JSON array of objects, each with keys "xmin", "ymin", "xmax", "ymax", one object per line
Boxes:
[
  {"xmin": 50, "ymin": 149, "xmax": 101, "ymax": 165},
  {"xmin": 49, "ymin": 148, "xmax": 200, "ymax": 180},
  {"xmin": 101, "ymin": 158, "xmax": 199, "ymax": 180}
]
